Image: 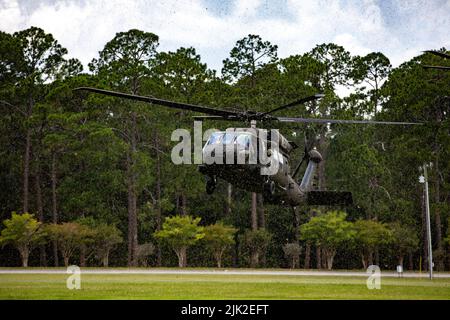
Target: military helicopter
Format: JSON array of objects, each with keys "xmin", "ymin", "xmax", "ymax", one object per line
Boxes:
[
  {"xmin": 75, "ymin": 87, "xmax": 421, "ymax": 207},
  {"xmin": 423, "ymin": 50, "xmax": 450, "ymax": 70}
]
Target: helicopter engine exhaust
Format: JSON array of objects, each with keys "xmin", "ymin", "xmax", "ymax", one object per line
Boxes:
[{"xmin": 299, "ymin": 149, "xmax": 322, "ymax": 192}]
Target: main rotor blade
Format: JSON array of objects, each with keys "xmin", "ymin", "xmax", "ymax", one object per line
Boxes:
[
  {"xmin": 192, "ymin": 115, "xmax": 241, "ymax": 121},
  {"xmin": 263, "ymin": 94, "xmax": 325, "ymax": 116},
  {"xmin": 424, "ymin": 50, "xmax": 450, "ymax": 60},
  {"xmin": 276, "ymin": 117, "xmax": 423, "ymax": 125},
  {"xmin": 74, "ymin": 87, "xmax": 240, "ymax": 118},
  {"xmin": 422, "ymin": 65, "xmax": 450, "ymax": 70}
]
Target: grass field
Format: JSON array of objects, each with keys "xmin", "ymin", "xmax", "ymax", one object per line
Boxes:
[{"xmin": 1, "ymin": 271, "xmax": 449, "ymax": 299}]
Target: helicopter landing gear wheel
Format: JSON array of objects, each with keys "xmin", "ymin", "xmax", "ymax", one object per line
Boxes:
[
  {"xmin": 263, "ymin": 180, "xmax": 276, "ymax": 199},
  {"xmin": 206, "ymin": 176, "xmax": 216, "ymax": 195}
]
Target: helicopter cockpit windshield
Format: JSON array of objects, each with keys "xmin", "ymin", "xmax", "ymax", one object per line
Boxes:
[
  {"xmin": 206, "ymin": 132, "xmax": 224, "ymax": 145},
  {"xmin": 235, "ymin": 133, "xmax": 251, "ymax": 150},
  {"xmin": 206, "ymin": 132, "xmax": 253, "ymax": 148},
  {"xmin": 222, "ymin": 132, "xmax": 236, "ymax": 145}
]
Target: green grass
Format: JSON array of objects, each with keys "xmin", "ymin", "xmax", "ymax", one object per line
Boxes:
[{"xmin": 0, "ymin": 273, "xmax": 449, "ymax": 299}]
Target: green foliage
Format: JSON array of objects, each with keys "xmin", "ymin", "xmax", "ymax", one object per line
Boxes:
[
  {"xmin": 300, "ymin": 211, "xmax": 354, "ymax": 269},
  {"xmin": 154, "ymin": 215, "xmax": 205, "ymax": 267},
  {"xmin": 77, "ymin": 218, "xmax": 122, "ymax": 267},
  {"xmin": 222, "ymin": 34, "xmax": 278, "ymax": 85},
  {"xmin": 203, "ymin": 222, "xmax": 237, "ymax": 267},
  {"xmin": 389, "ymin": 221, "xmax": 419, "ymax": 260},
  {"xmin": 353, "ymin": 219, "xmax": 393, "ymax": 268},
  {"xmin": 308, "ymin": 43, "xmax": 353, "ymax": 88},
  {"xmin": 0, "ymin": 26, "xmax": 449, "ymax": 271},
  {"xmin": 89, "ymin": 29, "xmax": 158, "ymax": 89},
  {"xmin": 203, "ymin": 222, "xmax": 237, "ymax": 247},
  {"xmin": 300, "ymin": 211, "xmax": 354, "ymax": 249},
  {"xmin": 155, "ymin": 215, "xmax": 205, "ymax": 247},
  {"xmin": 353, "ymin": 219, "xmax": 393, "ymax": 249},
  {"xmin": 46, "ymin": 222, "xmax": 94, "ymax": 266},
  {"xmin": 0, "ymin": 212, "xmax": 46, "ymax": 267},
  {"xmin": 243, "ymin": 229, "xmax": 272, "ymax": 252},
  {"xmin": 13, "ymin": 26, "xmax": 70, "ymax": 84}
]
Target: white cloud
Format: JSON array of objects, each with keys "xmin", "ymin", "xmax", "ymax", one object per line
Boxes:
[
  {"xmin": 1, "ymin": 0, "xmax": 449, "ymax": 73},
  {"xmin": 233, "ymin": 0, "xmax": 261, "ymax": 17},
  {"xmin": 0, "ymin": 0, "xmax": 24, "ymax": 32}
]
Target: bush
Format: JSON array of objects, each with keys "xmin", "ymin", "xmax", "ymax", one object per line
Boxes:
[{"xmin": 0, "ymin": 212, "xmax": 46, "ymax": 267}]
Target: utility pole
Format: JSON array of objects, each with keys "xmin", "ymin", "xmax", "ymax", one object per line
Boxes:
[{"xmin": 419, "ymin": 163, "xmax": 433, "ymax": 280}]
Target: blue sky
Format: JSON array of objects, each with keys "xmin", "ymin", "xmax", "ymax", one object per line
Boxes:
[{"xmin": 1, "ymin": 0, "xmax": 449, "ymax": 74}]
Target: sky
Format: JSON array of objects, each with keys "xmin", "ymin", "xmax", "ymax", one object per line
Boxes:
[{"xmin": 1, "ymin": 0, "xmax": 449, "ymax": 74}]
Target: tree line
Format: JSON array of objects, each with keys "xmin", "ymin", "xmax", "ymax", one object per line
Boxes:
[{"xmin": 0, "ymin": 27, "xmax": 449, "ymax": 270}]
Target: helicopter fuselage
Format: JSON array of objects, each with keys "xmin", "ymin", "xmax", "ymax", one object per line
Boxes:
[{"xmin": 198, "ymin": 128, "xmax": 311, "ymax": 206}]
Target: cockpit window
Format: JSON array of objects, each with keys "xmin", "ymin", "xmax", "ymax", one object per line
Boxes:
[
  {"xmin": 206, "ymin": 132, "xmax": 224, "ymax": 145},
  {"xmin": 235, "ymin": 133, "xmax": 251, "ymax": 149},
  {"xmin": 222, "ymin": 133, "xmax": 236, "ymax": 145},
  {"xmin": 207, "ymin": 132, "xmax": 253, "ymax": 148}
]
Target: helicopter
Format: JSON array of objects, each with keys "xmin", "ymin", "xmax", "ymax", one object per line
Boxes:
[{"xmin": 75, "ymin": 87, "xmax": 421, "ymax": 207}]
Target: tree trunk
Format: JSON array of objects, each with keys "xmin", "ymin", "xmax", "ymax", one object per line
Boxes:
[
  {"xmin": 325, "ymin": 250, "xmax": 334, "ymax": 270},
  {"xmin": 79, "ymin": 244, "xmax": 86, "ymax": 267},
  {"xmin": 64, "ymin": 256, "xmax": 69, "ymax": 267},
  {"xmin": 373, "ymin": 78, "xmax": 379, "ymax": 116},
  {"xmin": 20, "ymin": 247, "xmax": 29, "ymax": 267},
  {"xmin": 293, "ymin": 207, "xmax": 300, "ymax": 242},
  {"xmin": 215, "ymin": 250, "xmax": 224, "ymax": 268},
  {"xmin": 127, "ymin": 112, "xmax": 138, "ymax": 267},
  {"xmin": 226, "ymin": 183, "xmax": 232, "ymax": 216},
  {"xmin": 322, "ymin": 247, "xmax": 327, "ymax": 269},
  {"xmin": 103, "ymin": 252, "xmax": 109, "ymax": 267},
  {"xmin": 155, "ymin": 133, "xmax": 162, "ymax": 267},
  {"xmin": 408, "ymin": 252, "xmax": 414, "ymax": 271},
  {"xmin": 51, "ymin": 152, "xmax": 58, "ymax": 267},
  {"xmin": 181, "ymin": 192, "xmax": 187, "ymax": 216},
  {"xmin": 250, "ymin": 251, "xmax": 259, "ymax": 268},
  {"xmin": 367, "ymin": 249, "xmax": 374, "ymax": 266},
  {"xmin": 35, "ymin": 169, "xmax": 47, "ymax": 266},
  {"xmin": 23, "ymin": 128, "xmax": 31, "ymax": 213},
  {"xmin": 291, "ymin": 256, "xmax": 296, "ymax": 269},
  {"xmin": 251, "ymin": 192, "xmax": 257, "ymax": 231},
  {"xmin": 257, "ymin": 193, "xmax": 265, "ymax": 229},
  {"xmin": 361, "ymin": 254, "xmax": 367, "ymax": 270},
  {"xmin": 176, "ymin": 247, "xmax": 187, "ymax": 267},
  {"xmin": 316, "ymin": 246, "xmax": 321, "ymax": 269},
  {"xmin": 126, "ymin": 154, "xmax": 138, "ymax": 267},
  {"xmin": 433, "ymin": 154, "xmax": 444, "ymax": 271},
  {"xmin": 304, "ymin": 243, "xmax": 311, "ymax": 269},
  {"xmin": 432, "ymin": 105, "xmax": 445, "ymax": 270},
  {"xmin": 398, "ymin": 256, "xmax": 404, "ymax": 268}
]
